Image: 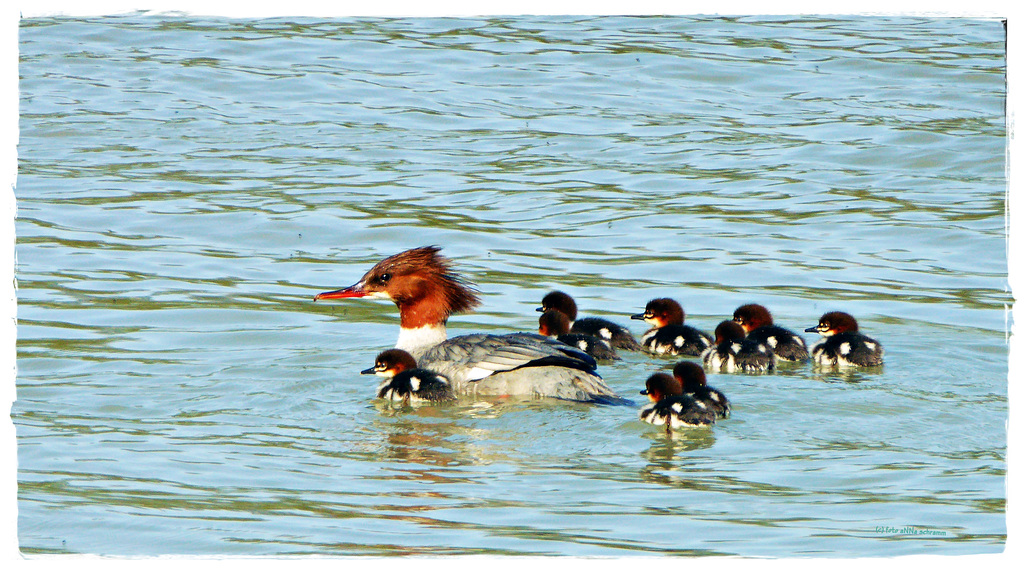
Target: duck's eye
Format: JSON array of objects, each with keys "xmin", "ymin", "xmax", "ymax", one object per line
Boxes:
[{"xmin": 378, "ymin": 273, "xmax": 392, "ymax": 284}]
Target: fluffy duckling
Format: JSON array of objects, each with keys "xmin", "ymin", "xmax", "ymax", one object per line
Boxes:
[
  {"xmin": 538, "ymin": 310, "xmax": 620, "ymax": 360},
  {"xmin": 732, "ymin": 303, "xmax": 808, "ymax": 362},
  {"xmin": 362, "ymin": 349, "xmax": 456, "ymax": 403},
  {"xmin": 639, "ymin": 373, "xmax": 716, "ymax": 432},
  {"xmin": 538, "ymin": 291, "xmax": 642, "ymax": 351},
  {"xmin": 701, "ymin": 320, "xmax": 775, "ymax": 373},
  {"xmin": 805, "ymin": 311, "xmax": 884, "ymax": 367},
  {"xmin": 631, "ymin": 298, "xmax": 713, "ymax": 357},
  {"xmin": 673, "ymin": 361, "xmax": 731, "ymax": 419}
]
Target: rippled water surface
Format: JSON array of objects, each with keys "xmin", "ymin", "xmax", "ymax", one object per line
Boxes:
[{"xmin": 15, "ymin": 14, "xmax": 1008, "ymax": 556}]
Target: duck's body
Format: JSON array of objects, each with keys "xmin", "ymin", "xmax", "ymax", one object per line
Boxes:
[
  {"xmin": 417, "ymin": 332, "xmax": 617, "ymax": 400},
  {"xmin": 538, "ymin": 310, "xmax": 620, "ymax": 361},
  {"xmin": 638, "ymin": 373, "xmax": 716, "ymax": 432},
  {"xmin": 631, "ymin": 298, "xmax": 713, "ymax": 357},
  {"xmin": 316, "ymin": 247, "xmax": 629, "ymax": 403},
  {"xmin": 732, "ymin": 304, "xmax": 808, "ymax": 362},
  {"xmin": 806, "ymin": 312, "xmax": 884, "ymax": 367},
  {"xmin": 673, "ymin": 361, "xmax": 730, "ymax": 419},
  {"xmin": 701, "ymin": 320, "xmax": 775, "ymax": 373},
  {"xmin": 538, "ymin": 291, "xmax": 643, "ymax": 351},
  {"xmin": 363, "ymin": 349, "xmax": 456, "ymax": 403}
]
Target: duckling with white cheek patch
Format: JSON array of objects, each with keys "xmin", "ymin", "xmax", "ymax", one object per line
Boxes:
[
  {"xmin": 701, "ymin": 320, "xmax": 775, "ymax": 373},
  {"xmin": 806, "ymin": 312, "xmax": 884, "ymax": 367},
  {"xmin": 732, "ymin": 303, "xmax": 808, "ymax": 362},
  {"xmin": 639, "ymin": 373, "xmax": 716, "ymax": 432},
  {"xmin": 631, "ymin": 298, "xmax": 713, "ymax": 357},
  {"xmin": 362, "ymin": 349, "xmax": 456, "ymax": 403}
]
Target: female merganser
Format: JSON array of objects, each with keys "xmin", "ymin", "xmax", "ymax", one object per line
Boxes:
[
  {"xmin": 315, "ymin": 247, "xmax": 629, "ymax": 403},
  {"xmin": 630, "ymin": 298, "xmax": 713, "ymax": 356},
  {"xmin": 701, "ymin": 320, "xmax": 775, "ymax": 373},
  {"xmin": 672, "ymin": 361, "xmax": 730, "ymax": 419},
  {"xmin": 805, "ymin": 311, "xmax": 884, "ymax": 367},
  {"xmin": 638, "ymin": 373, "xmax": 716, "ymax": 432},
  {"xmin": 732, "ymin": 303, "xmax": 809, "ymax": 362},
  {"xmin": 538, "ymin": 310, "xmax": 620, "ymax": 361},
  {"xmin": 537, "ymin": 291, "xmax": 643, "ymax": 351},
  {"xmin": 362, "ymin": 349, "xmax": 456, "ymax": 403}
]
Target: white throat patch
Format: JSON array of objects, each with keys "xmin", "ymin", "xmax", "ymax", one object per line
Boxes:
[{"xmin": 396, "ymin": 325, "xmax": 447, "ymax": 354}]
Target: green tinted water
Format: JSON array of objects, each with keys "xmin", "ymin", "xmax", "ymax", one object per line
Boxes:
[{"xmin": 16, "ymin": 14, "xmax": 1007, "ymax": 556}]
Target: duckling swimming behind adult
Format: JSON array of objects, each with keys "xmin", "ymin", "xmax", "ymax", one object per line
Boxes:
[
  {"xmin": 538, "ymin": 310, "xmax": 620, "ymax": 361},
  {"xmin": 538, "ymin": 290, "xmax": 643, "ymax": 351}
]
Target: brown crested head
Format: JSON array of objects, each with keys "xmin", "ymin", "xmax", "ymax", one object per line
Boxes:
[
  {"xmin": 538, "ymin": 291, "xmax": 578, "ymax": 321},
  {"xmin": 672, "ymin": 361, "xmax": 707, "ymax": 391},
  {"xmin": 714, "ymin": 320, "xmax": 746, "ymax": 344},
  {"xmin": 733, "ymin": 303, "xmax": 773, "ymax": 333},
  {"xmin": 633, "ymin": 298, "xmax": 685, "ymax": 327},
  {"xmin": 315, "ymin": 246, "xmax": 481, "ymax": 328},
  {"xmin": 640, "ymin": 372, "xmax": 683, "ymax": 402},
  {"xmin": 538, "ymin": 310, "xmax": 573, "ymax": 336},
  {"xmin": 363, "ymin": 348, "xmax": 418, "ymax": 377},
  {"xmin": 807, "ymin": 311, "xmax": 859, "ymax": 336}
]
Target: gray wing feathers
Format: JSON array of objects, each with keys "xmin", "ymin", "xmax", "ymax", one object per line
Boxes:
[
  {"xmin": 422, "ymin": 333, "xmax": 593, "ymax": 378},
  {"xmin": 418, "ymin": 333, "xmax": 625, "ymax": 403}
]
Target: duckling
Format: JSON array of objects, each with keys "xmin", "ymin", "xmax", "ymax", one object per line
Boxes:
[
  {"xmin": 805, "ymin": 311, "xmax": 884, "ymax": 367},
  {"xmin": 701, "ymin": 320, "xmax": 775, "ymax": 373},
  {"xmin": 362, "ymin": 349, "xmax": 456, "ymax": 403},
  {"xmin": 638, "ymin": 372, "xmax": 716, "ymax": 432},
  {"xmin": 538, "ymin": 310, "xmax": 620, "ymax": 361},
  {"xmin": 673, "ymin": 361, "xmax": 730, "ymax": 419},
  {"xmin": 631, "ymin": 298, "xmax": 713, "ymax": 356},
  {"xmin": 732, "ymin": 303, "xmax": 808, "ymax": 362},
  {"xmin": 538, "ymin": 291, "xmax": 642, "ymax": 351}
]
